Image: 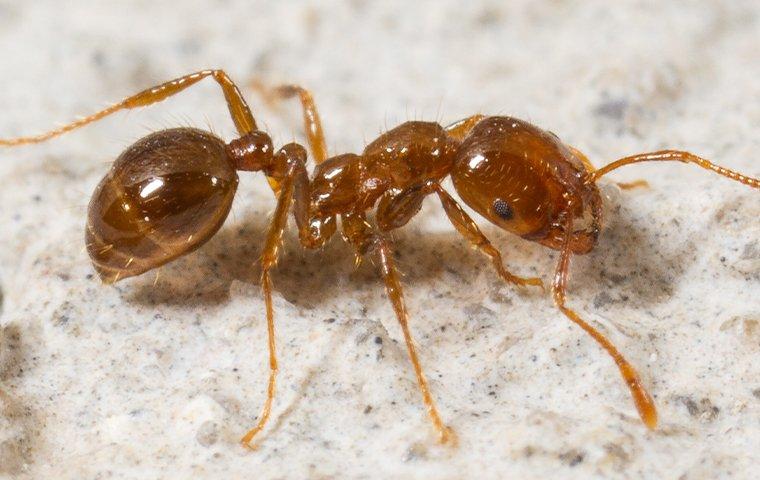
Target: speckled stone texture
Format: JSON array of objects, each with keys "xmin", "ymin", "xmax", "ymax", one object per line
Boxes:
[{"xmin": 0, "ymin": 1, "xmax": 758, "ymax": 479}]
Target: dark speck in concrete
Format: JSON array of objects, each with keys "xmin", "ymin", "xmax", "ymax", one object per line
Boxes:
[
  {"xmin": 676, "ymin": 395, "xmax": 719, "ymax": 421},
  {"xmin": 463, "ymin": 303, "xmax": 496, "ymax": 323},
  {"xmin": 593, "ymin": 291, "xmax": 614, "ymax": 309},
  {"xmin": 604, "ymin": 442, "xmax": 631, "ymax": 468},
  {"xmin": 196, "ymin": 421, "xmax": 218, "ymax": 447},
  {"xmin": 177, "ymin": 38, "xmax": 202, "ymax": 54},
  {"xmin": 741, "ymin": 240, "xmax": 759, "ymax": 260},
  {"xmin": 559, "ymin": 449, "xmax": 585, "ymax": 467},
  {"xmin": 91, "ymin": 50, "xmax": 105, "ymax": 66},
  {"xmin": 403, "ymin": 442, "xmax": 428, "ymax": 462},
  {"xmin": 475, "ymin": 6, "xmax": 502, "ymax": 27},
  {"xmin": 594, "ymin": 97, "xmax": 629, "ymax": 121},
  {"xmin": 0, "ymin": 324, "xmax": 23, "ymax": 381},
  {"xmin": 52, "ymin": 301, "xmax": 77, "ymax": 328}
]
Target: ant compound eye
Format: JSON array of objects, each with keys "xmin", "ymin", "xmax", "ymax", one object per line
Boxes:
[{"xmin": 492, "ymin": 199, "xmax": 513, "ymax": 220}]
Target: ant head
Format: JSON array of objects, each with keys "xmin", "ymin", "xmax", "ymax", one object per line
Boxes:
[
  {"xmin": 450, "ymin": 116, "xmax": 602, "ymax": 252},
  {"xmin": 450, "ymin": 117, "xmax": 566, "ymax": 239}
]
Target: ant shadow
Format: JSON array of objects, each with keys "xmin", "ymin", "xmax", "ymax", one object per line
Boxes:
[
  {"xmin": 126, "ymin": 194, "xmax": 696, "ymax": 316},
  {"xmin": 123, "ymin": 194, "xmax": 696, "ymax": 436},
  {"xmin": 0, "ymin": 324, "xmax": 38, "ymax": 476},
  {"xmin": 573, "ymin": 200, "xmax": 698, "ymax": 311}
]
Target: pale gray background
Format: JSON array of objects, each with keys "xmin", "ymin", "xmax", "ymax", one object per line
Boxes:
[{"xmin": 0, "ymin": 1, "xmax": 758, "ymax": 479}]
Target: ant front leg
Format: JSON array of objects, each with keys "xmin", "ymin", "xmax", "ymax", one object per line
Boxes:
[
  {"xmin": 375, "ymin": 183, "xmax": 543, "ymax": 289},
  {"xmin": 342, "ymin": 212, "xmax": 455, "ymax": 445},
  {"xmin": 240, "ymin": 143, "xmax": 306, "ymax": 449},
  {"xmin": 0, "ymin": 70, "xmax": 256, "ymax": 146},
  {"xmin": 432, "ymin": 185, "xmax": 544, "ymax": 290},
  {"xmin": 552, "ymin": 213, "xmax": 658, "ymax": 429},
  {"xmin": 249, "ymin": 80, "xmax": 328, "ymax": 164}
]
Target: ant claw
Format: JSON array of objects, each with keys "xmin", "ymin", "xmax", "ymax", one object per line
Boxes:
[
  {"xmin": 437, "ymin": 426, "xmax": 458, "ymax": 447},
  {"xmin": 498, "ymin": 268, "xmax": 545, "ymax": 292},
  {"xmin": 241, "ymin": 439, "xmax": 259, "ymax": 451},
  {"xmin": 616, "ymin": 179, "xmax": 650, "ymax": 190},
  {"xmin": 522, "ymin": 277, "xmax": 545, "ymax": 292}
]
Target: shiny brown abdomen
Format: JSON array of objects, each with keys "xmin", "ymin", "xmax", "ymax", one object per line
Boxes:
[{"xmin": 86, "ymin": 128, "xmax": 239, "ymax": 283}]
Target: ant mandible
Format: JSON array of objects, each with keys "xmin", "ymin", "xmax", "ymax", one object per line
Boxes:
[{"xmin": 1, "ymin": 69, "xmax": 758, "ymax": 448}]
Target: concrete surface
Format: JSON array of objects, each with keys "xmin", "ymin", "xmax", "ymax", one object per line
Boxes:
[{"xmin": 0, "ymin": 1, "xmax": 758, "ymax": 479}]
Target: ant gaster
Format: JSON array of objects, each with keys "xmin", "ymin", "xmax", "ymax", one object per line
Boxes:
[{"xmin": 2, "ymin": 70, "xmax": 758, "ymax": 447}]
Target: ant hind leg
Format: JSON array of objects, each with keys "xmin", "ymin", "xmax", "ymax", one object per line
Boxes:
[
  {"xmin": 552, "ymin": 214, "xmax": 658, "ymax": 429},
  {"xmin": 342, "ymin": 212, "xmax": 456, "ymax": 445},
  {"xmin": 0, "ymin": 69, "xmax": 257, "ymax": 147},
  {"xmin": 240, "ymin": 144, "xmax": 305, "ymax": 449},
  {"xmin": 249, "ymin": 80, "xmax": 328, "ymax": 164}
]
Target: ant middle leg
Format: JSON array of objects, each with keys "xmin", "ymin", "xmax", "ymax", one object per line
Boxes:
[
  {"xmin": 342, "ymin": 212, "xmax": 455, "ymax": 444},
  {"xmin": 249, "ymin": 80, "xmax": 328, "ymax": 163},
  {"xmin": 0, "ymin": 69, "xmax": 257, "ymax": 147},
  {"xmin": 552, "ymin": 213, "xmax": 658, "ymax": 429},
  {"xmin": 240, "ymin": 143, "xmax": 306, "ymax": 449}
]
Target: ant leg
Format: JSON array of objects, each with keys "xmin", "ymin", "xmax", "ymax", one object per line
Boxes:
[
  {"xmin": 376, "ymin": 236, "xmax": 456, "ymax": 444},
  {"xmin": 552, "ymin": 214, "xmax": 658, "ymax": 429},
  {"xmin": 250, "ymin": 80, "xmax": 328, "ymax": 163},
  {"xmin": 375, "ymin": 182, "xmax": 542, "ymax": 289},
  {"xmin": 613, "ymin": 180, "xmax": 651, "ymax": 190},
  {"xmin": 240, "ymin": 144, "xmax": 304, "ymax": 449},
  {"xmin": 569, "ymin": 146, "xmax": 649, "ymax": 190},
  {"xmin": 342, "ymin": 212, "xmax": 455, "ymax": 444},
  {"xmin": 0, "ymin": 70, "xmax": 256, "ymax": 147},
  {"xmin": 291, "ymin": 159, "xmax": 337, "ymax": 249},
  {"xmin": 375, "ymin": 184, "xmax": 430, "ymax": 232},
  {"xmin": 433, "ymin": 184, "xmax": 544, "ymax": 290},
  {"xmin": 444, "ymin": 114, "xmax": 485, "ymax": 141},
  {"xmin": 590, "ymin": 150, "xmax": 759, "ymax": 189}
]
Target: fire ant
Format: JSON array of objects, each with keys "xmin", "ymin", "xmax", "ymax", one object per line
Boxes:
[{"xmin": 1, "ymin": 70, "xmax": 757, "ymax": 448}]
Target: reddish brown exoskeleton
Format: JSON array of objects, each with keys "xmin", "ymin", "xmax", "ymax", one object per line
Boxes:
[{"xmin": 1, "ymin": 70, "xmax": 757, "ymax": 447}]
